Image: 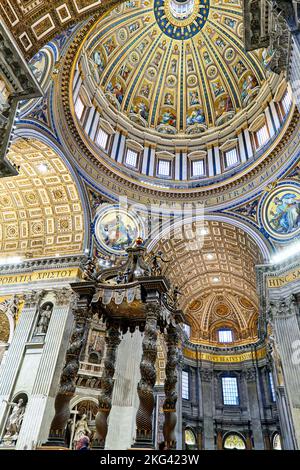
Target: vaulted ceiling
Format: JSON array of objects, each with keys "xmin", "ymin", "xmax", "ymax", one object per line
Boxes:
[
  {"xmin": 0, "ymin": 138, "xmax": 85, "ymax": 258},
  {"xmin": 152, "ymin": 219, "xmax": 262, "ymax": 344}
]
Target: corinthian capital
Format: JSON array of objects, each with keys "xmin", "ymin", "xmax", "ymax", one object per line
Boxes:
[
  {"xmin": 285, "ymin": 295, "xmax": 298, "ymax": 316},
  {"xmin": 24, "ymin": 290, "xmax": 45, "ymax": 308},
  {"xmin": 242, "ymin": 367, "xmax": 256, "ymax": 382},
  {"xmin": 54, "ymin": 287, "xmax": 72, "ymax": 306},
  {"xmin": 267, "ymin": 299, "xmax": 280, "ymax": 321}
]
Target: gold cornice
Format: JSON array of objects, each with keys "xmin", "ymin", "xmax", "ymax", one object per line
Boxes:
[
  {"xmin": 183, "ymin": 345, "xmax": 266, "ymax": 363},
  {"xmin": 0, "ymin": 268, "xmax": 83, "ymax": 287}
]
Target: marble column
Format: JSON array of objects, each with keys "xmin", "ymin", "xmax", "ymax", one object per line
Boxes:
[
  {"xmin": 269, "ymin": 296, "xmax": 300, "ymax": 448},
  {"xmin": 17, "ymin": 289, "xmax": 73, "ymax": 449},
  {"xmin": 175, "ymin": 348, "xmax": 184, "ymax": 450},
  {"xmin": 0, "ymin": 291, "xmax": 44, "ymax": 439},
  {"xmin": 47, "ymin": 291, "xmax": 91, "ymax": 446},
  {"xmin": 276, "ymin": 386, "xmax": 296, "ymax": 449},
  {"xmin": 201, "ymin": 368, "xmax": 215, "ymax": 450},
  {"xmin": 163, "ymin": 324, "xmax": 179, "ymax": 449},
  {"xmin": 105, "ymin": 329, "xmax": 142, "ymax": 450},
  {"xmin": 243, "ymin": 367, "xmax": 264, "ymax": 449},
  {"xmin": 134, "ymin": 301, "xmax": 159, "ymax": 448},
  {"xmin": 95, "ymin": 324, "xmax": 121, "ymax": 448}
]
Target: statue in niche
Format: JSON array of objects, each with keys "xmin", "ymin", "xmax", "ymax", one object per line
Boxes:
[
  {"xmin": 35, "ymin": 303, "xmax": 53, "ymax": 335},
  {"xmin": 73, "ymin": 414, "xmax": 92, "ymax": 449},
  {"xmin": 5, "ymin": 295, "xmax": 20, "ymax": 319},
  {"xmin": 3, "ymin": 398, "xmax": 26, "ymax": 443}
]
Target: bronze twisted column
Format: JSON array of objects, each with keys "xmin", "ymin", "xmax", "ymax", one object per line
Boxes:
[
  {"xmin": 47, "ymin": 303, "xmax": 89, "ymax": 446},
  {"xmin": 163, "ymin": 323, "xmax": 179, "ymax": 449},
  {"xmin": 134, "ymin": 301, "xmax": 159, "ymax": 448},
  {"xmin": 95, "ymin": 324, "xmax": 121, "ymax": 448}
]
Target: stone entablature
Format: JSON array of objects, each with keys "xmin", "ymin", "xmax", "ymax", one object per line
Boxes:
[
  {"xmin": 0, "ymin": 256, "xmax": 87, "ymax": 295},
  {"xmin": 183, "ymin": 341, "xmax": 266, "ymax": 365}
]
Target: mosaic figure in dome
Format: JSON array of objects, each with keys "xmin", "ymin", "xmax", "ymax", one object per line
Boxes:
[
  {"xmin": 164, "ymin": 92, "xmax": 174, "ymax": 106},
  {"xmin": 224, "ymin": 17, "xmax": 236, "ymax": 28},
  {"xmin": 106, "ymin": 81, "xmax": 124, "ymax": 105},
  {"xmin": 187, "ymin": 59, "xmax": 194, "ymax": 73},
  {"xmin": 153, "ymin": 52, "xmax": 162, "ymax": 67},
  {"xmin": 120, "ymin": 64, "xmax": 131, "ymax": 81},
  {"xmin": 159, "ymin": 110, "xmax": 176, "ymax": 127},
  {"xmin": 269, "ymin": 194, "xmax": 300, "ymax": 234},
  {"xmin": 104, "ymin": 38, "xmax": 117, "ymax": 56},
  {"xmin": 212, "ymin": 80, "xmax": 225, "ymax": 97},
  {"xmin": 140, "ymin": 83, "xmax": 151, "ymax": 98},
  {"xmin": 130, "ymin": 101, "xmax": 149, "ymax": 121},
  {"xmin": 215, "ymin": 95, "xmax": 233, "ymax": 117},
  {"xmin": 170, "ymin": 59, "xmax": 177, "ymax": 73},
  {"xmin": 186, "ymin": 108, "xmax": 205, "ymax": 126},
  {"xmin": 189, "ymin": 90, "xmax": 200, "ymax": 106},
  {"xmin": 203, "ymin": 51, "xmax": 211, "ymax": 64},
  {"xmin": 215, "ymin": 37, "xmax": 226, "ymax": 49},
  {"xmin": 234, "ymin": 60, "xmax": 246, "ymax": 78},
  {"xmin": 129, "ymin": 22, "xmax": 140, "ymax": 33},
  {"xmin": 93, "ymin": 50, "xmax": 105, "ymax": 74},
  {"xmin": 262, "ymin": 46, "xmax": 275, "ymax": 68},
  {"xmin": 241, "ymin": 75, "xmax": 258, "ymax": 102}
]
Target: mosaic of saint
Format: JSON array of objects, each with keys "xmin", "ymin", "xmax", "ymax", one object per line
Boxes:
[
  {"xmin": 95, "ymin": 207, "xmax": 141, "ymax": 254},
  {"xmin": 261, "ymin": 183, "xmax": 300, "ymax": 240}
]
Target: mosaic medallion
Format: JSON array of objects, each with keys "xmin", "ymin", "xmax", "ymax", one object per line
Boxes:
[
  {"xmin": 154, "ymin": 0, "xmax": 210, "ymax": 40},
  {"xmin": 259, "ymin": 181, "xmax": 300, "ymax": 241},
  {"xmin": 94, "ymin": 206, "xmax": 144, "ymax": 255}
]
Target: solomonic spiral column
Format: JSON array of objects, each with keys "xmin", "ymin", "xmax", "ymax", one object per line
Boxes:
[
  {"xmin": 134, "ymin": 301, "xmax": 159, "ymax": 448},
  {"xmin": 95, "ymin": 324, "xmax": 121, "ymax": 448},
  {"xmin": 46, "ymin": 289, "xmax": 92, "ymax": 447},
  {"xmin": 163, "ymin": 323, "xmax": 179, "ymax": 449}
]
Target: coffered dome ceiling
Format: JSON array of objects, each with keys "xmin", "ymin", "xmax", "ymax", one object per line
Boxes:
[
  {"xmin": 152, "ymin": 219, "xmax": 262, "ymax": 345},
  {"xmin": 0, "ymin": 139, "xmax": 85, "ymax": 259},
  {"xmin": 84, "ymin": 0, "xmax": 269, "ymax": 135}
]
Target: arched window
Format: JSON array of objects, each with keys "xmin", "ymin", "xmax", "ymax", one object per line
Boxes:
[
  {"xmin": 218, "ymin": 328, "xmax": 233, "ymax": 343},
  {"xmin": 185, "ymin": 428, "xmax": 197, "ymax": 450},
  {"xmin": 223, "ymin": 433, "xmax": 246, "ymax": 450},
  {"xmin": 280, "ymin": 90, "xmax": 292, "ymax": 116},
  {"xmin": 272, "ymin": 432, "xmax": 282, "ymax": 450}
]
